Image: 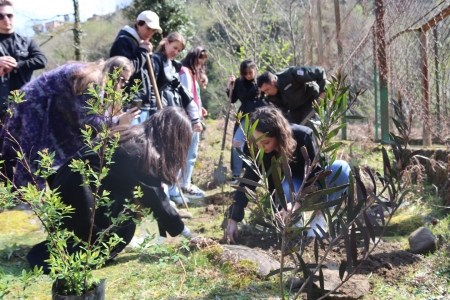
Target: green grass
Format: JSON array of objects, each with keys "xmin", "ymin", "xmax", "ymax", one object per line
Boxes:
[{"xmin": 1, "ymin": 121, "xmax": 450, "ymax": 299}]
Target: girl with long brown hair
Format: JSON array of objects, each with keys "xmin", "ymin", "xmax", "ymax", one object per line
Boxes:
[
  {"xmin": 223, "ymin": 106, "xmax": 351, "ymax": 243},
  {"xmin": 27, "ymin": 107, "xmax": 194, "ymax": 273}
]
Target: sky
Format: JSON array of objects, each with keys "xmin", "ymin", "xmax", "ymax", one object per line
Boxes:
[{"xmin": 13, "ymin": 0, "xmax": 133, "ymax": 36}]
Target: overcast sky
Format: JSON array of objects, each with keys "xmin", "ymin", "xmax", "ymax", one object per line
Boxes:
[{"xmin": 14, "ymin": 0, "xmax": 133, "ymax": 36}]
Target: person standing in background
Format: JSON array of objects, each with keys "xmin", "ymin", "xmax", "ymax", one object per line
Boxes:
[
  {"xmin": 110, "ymin": 10, "xmax": 162, "ymax": 123},
  {"xmin": 226, "ymin": 59, "xmax": 265, "ymax": 184},
  {"xmin": 0, "ymin": 0, "xmax": 47, "ymax": 180},
  {"xmin": 168, "ymin": 47, "xmax": 208, "ymax": 202}
]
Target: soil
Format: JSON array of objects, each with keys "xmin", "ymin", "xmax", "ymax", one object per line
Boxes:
[{"xmin": 225, "ymin": 225, "xmax": 421, "ymax": 288}]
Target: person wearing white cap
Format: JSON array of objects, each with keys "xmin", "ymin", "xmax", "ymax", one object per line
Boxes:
[{"xmin": 110, "ymin": 10, "xmax": 163, "ymax": 123}]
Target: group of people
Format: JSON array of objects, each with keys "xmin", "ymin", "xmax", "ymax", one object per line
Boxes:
[{"xmin": 0, "ymin": 0, "xmax": 351, "ymax": 272}]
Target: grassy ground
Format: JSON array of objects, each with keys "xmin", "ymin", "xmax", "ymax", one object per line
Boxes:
[{"xmin": 1, "ymin": 120, "xmax": 449, "ymax": 299}]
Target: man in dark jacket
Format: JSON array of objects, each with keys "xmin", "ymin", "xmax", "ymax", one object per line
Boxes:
[
  {"xmin": 0, "ymin": 0, "xmax": 47, "ymax": 114},
  {"xmin": 0, "ymin": 0, "xmax": 47, "ymax": 181},
  {"xmin": 257, "ymin": 67, "xmax": 327, "ymax": 125},
  {"xmin": 109, "ymin": 10, "xmax": 162, "ymax": 123}
]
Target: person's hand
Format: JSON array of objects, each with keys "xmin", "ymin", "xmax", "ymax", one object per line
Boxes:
[
  {"xmin": 193, "ymin": 122, "xmax": 203, "ymax": 132},
  {"xmin": 118, "ymin": 107, "xmax": 141, "ymax": 125},
  {"xmin": 201, "ymin": 107, "xmax": 208, "ymax": 117},
  {"xmin": 221, "ymin": 219, "xmax": 238, "ymax": 244},
  {"xmin": 227, "ymin": 74, "xmax": 236, "ymax": 90},
  {"xmin": 0, "ymin": 56, "xmax": 17, "ymax": 70},
  {"xmin": 139, "ymin": 40, "xmax": 153, "ymax": 53},
  {"xmin": 0, "ymin": 66, "xmax": 13, "ymax": 76}
]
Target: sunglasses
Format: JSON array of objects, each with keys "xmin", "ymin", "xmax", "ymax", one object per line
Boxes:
[{"xmin": 0, "ymin": 13, "xmax": 13, "ymax": 21}]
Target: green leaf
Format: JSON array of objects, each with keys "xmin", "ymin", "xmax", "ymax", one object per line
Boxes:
[
  {"xmin": 323, "ymin": 142, "xmax": 343, "ymax": 153},
  {"xmin": 326, "ymin": 124, "xmax": 347, "ymax": 140}
]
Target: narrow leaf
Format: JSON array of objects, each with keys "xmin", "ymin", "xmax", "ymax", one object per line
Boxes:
[
  {"xmin": 339, "ymin": 261, "xmax": 347, "ymax": 280},
  {"xmin": 363, "ymin": 211, "xmax": 376, "ymax": 242}
]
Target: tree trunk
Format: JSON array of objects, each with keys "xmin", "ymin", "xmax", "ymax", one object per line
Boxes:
[{"xmin": 73, "ymin": 0, "xmax": 82, "ymax": 61}]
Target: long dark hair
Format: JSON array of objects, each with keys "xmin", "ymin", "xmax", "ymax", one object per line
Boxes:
[
  {"xmin": 181, "ymin": 46, "xmax": 208, "ymax": 76},
  {"xmin": 239, "ymin": 59, "xmax": 257, "ymax": 81},
  {"xmin": 250, "ymin": 106, "xmax": 297, "ymax": 161},
  {"xmin": 112, "ymin": 107, "xmax": 192, "ymax": 184}
]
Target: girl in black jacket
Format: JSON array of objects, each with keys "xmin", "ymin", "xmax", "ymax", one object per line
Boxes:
[
  {"xmin": 27, "ymin": 107, "xmax": 194, "ymax": 273},
  {"xmin": 227, "ymin": 59, "xmax": 265, "ymax": 181}
]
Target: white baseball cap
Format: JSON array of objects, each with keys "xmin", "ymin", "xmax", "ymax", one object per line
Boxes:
[{"xmin": 137, "ymin": 10, "xmax": 162, "ymax": 33}]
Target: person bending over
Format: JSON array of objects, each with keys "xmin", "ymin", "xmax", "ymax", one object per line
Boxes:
[
  {"xmin": 223, "ymin": 106, "xmax": 350, "ymax": 244},
  {"xmin": 2, "ymin": 56, "xmax": 139, "ymax": 188},
  {"xmin": 257, "ymin": 66, "xmax": 327, "ymax": 125},
  {"xmin": 27, "ymin": 107, "xmax": 195, "ymax": 274}
]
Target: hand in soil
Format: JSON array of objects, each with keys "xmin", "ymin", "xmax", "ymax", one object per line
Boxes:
[{"xmin": 220, "ymin": 219, "xmax": 238, "ymax": 244}]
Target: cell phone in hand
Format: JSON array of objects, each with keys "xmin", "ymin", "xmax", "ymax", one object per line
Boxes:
[{"xmin": 130, "ymin": 99, "xmax": 142, "ymax": 109}]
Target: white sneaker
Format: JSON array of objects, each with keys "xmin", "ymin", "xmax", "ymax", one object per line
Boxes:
[
  {"xmin": 307, "ymin": 214, "xmax": 327, "ymax": 238},
  {"xmin": 181, "ymin": 185, "xmax": 205, "ymax": 199}
]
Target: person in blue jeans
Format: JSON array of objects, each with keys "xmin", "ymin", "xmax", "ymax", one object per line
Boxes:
[
  {"xmin": 223, "ymin": 106, "xmax": 351, "ymax": 243},
  {"xmin": 226, "ymin": 59, "xmax": 266, "ymax": 183}
]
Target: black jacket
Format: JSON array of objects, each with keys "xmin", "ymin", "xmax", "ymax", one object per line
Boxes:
[
  {"xmin": 151, "ymin": 52, "xmax": 193, "ymax": 109},
  {"xmin": 227, "ymin": 78, "xmax": 265, "ymax": 115},
  {"xmin": 109, "ymin": 28, "xmax": 155, "ymax": 111},
  {"xmin": 229, "ymin": 124, "xmax": 319, "ymax": 222},
  {"xmin": 0, "ymin": 32, "xmax": 47, "ymax": 108},
  {"xmin": 267, "ymin": 66, "xmax": 327, "ymax": 112},
  {"xmin": 51, "ymin": 145, "xmax": 185, "ymax": 243}
]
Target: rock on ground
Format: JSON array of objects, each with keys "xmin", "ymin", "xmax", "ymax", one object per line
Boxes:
[
  {"xmin": 178, "ymin": 209, "xmax": 193, "ymax": 219},
  {"xmin": 220, "ymin": 244, "xmax": 280, "ymax": 277},
  {"xmin": 408, "ymin": 226, "xmax": 437, "ymax": 254}
]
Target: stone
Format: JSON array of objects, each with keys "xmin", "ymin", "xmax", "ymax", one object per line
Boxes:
[
  {"xmin": 220, "ymin": 244, "xmax": 280, "ymax": 277},
  {"xmin": 408, "ymin": 226, "xmax": 437, "ymax": 254},
  {"xmin": 205, "ymin": 204, "xmax": 216, "ymax": 214},
  {"xmin": 286, "ymin": 276, "xmax": 303, "ymax": 290},
  {"xmin": 311, "ymin": 263, "xmax": 370, "ymax": 299},
  {"xmin": 178, "ymin": 209, "xmax": 193, "ymax": 219}
]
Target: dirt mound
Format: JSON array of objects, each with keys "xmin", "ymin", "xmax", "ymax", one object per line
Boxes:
[
  {"xmin": 204, "ymin": 191, "xmax": 235, "ymax": 205},
  {"xmin": 231, "ymin": 226, "xmax": 420, "ymax": 286}
]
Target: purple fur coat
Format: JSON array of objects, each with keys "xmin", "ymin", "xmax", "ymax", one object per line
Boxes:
[{"xmin": 2, "ymin": 63, "xmax": 108, "ymax": 189}]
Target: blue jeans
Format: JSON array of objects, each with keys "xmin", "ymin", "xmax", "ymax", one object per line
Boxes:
[
  {"xmin": 231, "ymin": 120, "xmax": 246, "ymax": 177},
  {"xmin": 181, "ymin": 131, "xmax": 200, "ymax": 187},
  {"xmin": 282, "ymin": 160, "xmax": 351, "ymax": 205},
  {"xmin": 130, "ymin": 109, "xmax": 150, "ymax": 125}
]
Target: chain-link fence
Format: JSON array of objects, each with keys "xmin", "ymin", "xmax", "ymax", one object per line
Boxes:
[{"xmin": 333, "ymin": 0, "xmax": 450, "ymax": 144}]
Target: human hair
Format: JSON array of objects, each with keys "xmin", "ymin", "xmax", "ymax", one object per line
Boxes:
[
  {"xmin": 257, "ymin": 71, "xmax": 276, "ymax": 88},
  {"xmin": 250, "ymin": 106, "xmax": 297, "ymax": 161},
  {"xmin": 155, "ymin": 32, "xmax": 186, "ymax": 56},
  {"xmin": 0, "ymin": 0, "xmax": 13, "ymax": 7},
  {"xmin": 136, "ymin": 20, "xmax": 146, "ymax": 27},
  {"xmin": 112, "ymin": 107, "xmax": 193, "ymax": 185},
  {"xmin": 239, "ymin": 59, "xmax": 257, "ymax": 80},
  {"xmin": 181, "ymin": 46, "xmax": 208, "ymax": 76},
  {"xmin": 70, "ymin": 56, "xmax": 133, "ymax": 95}
]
